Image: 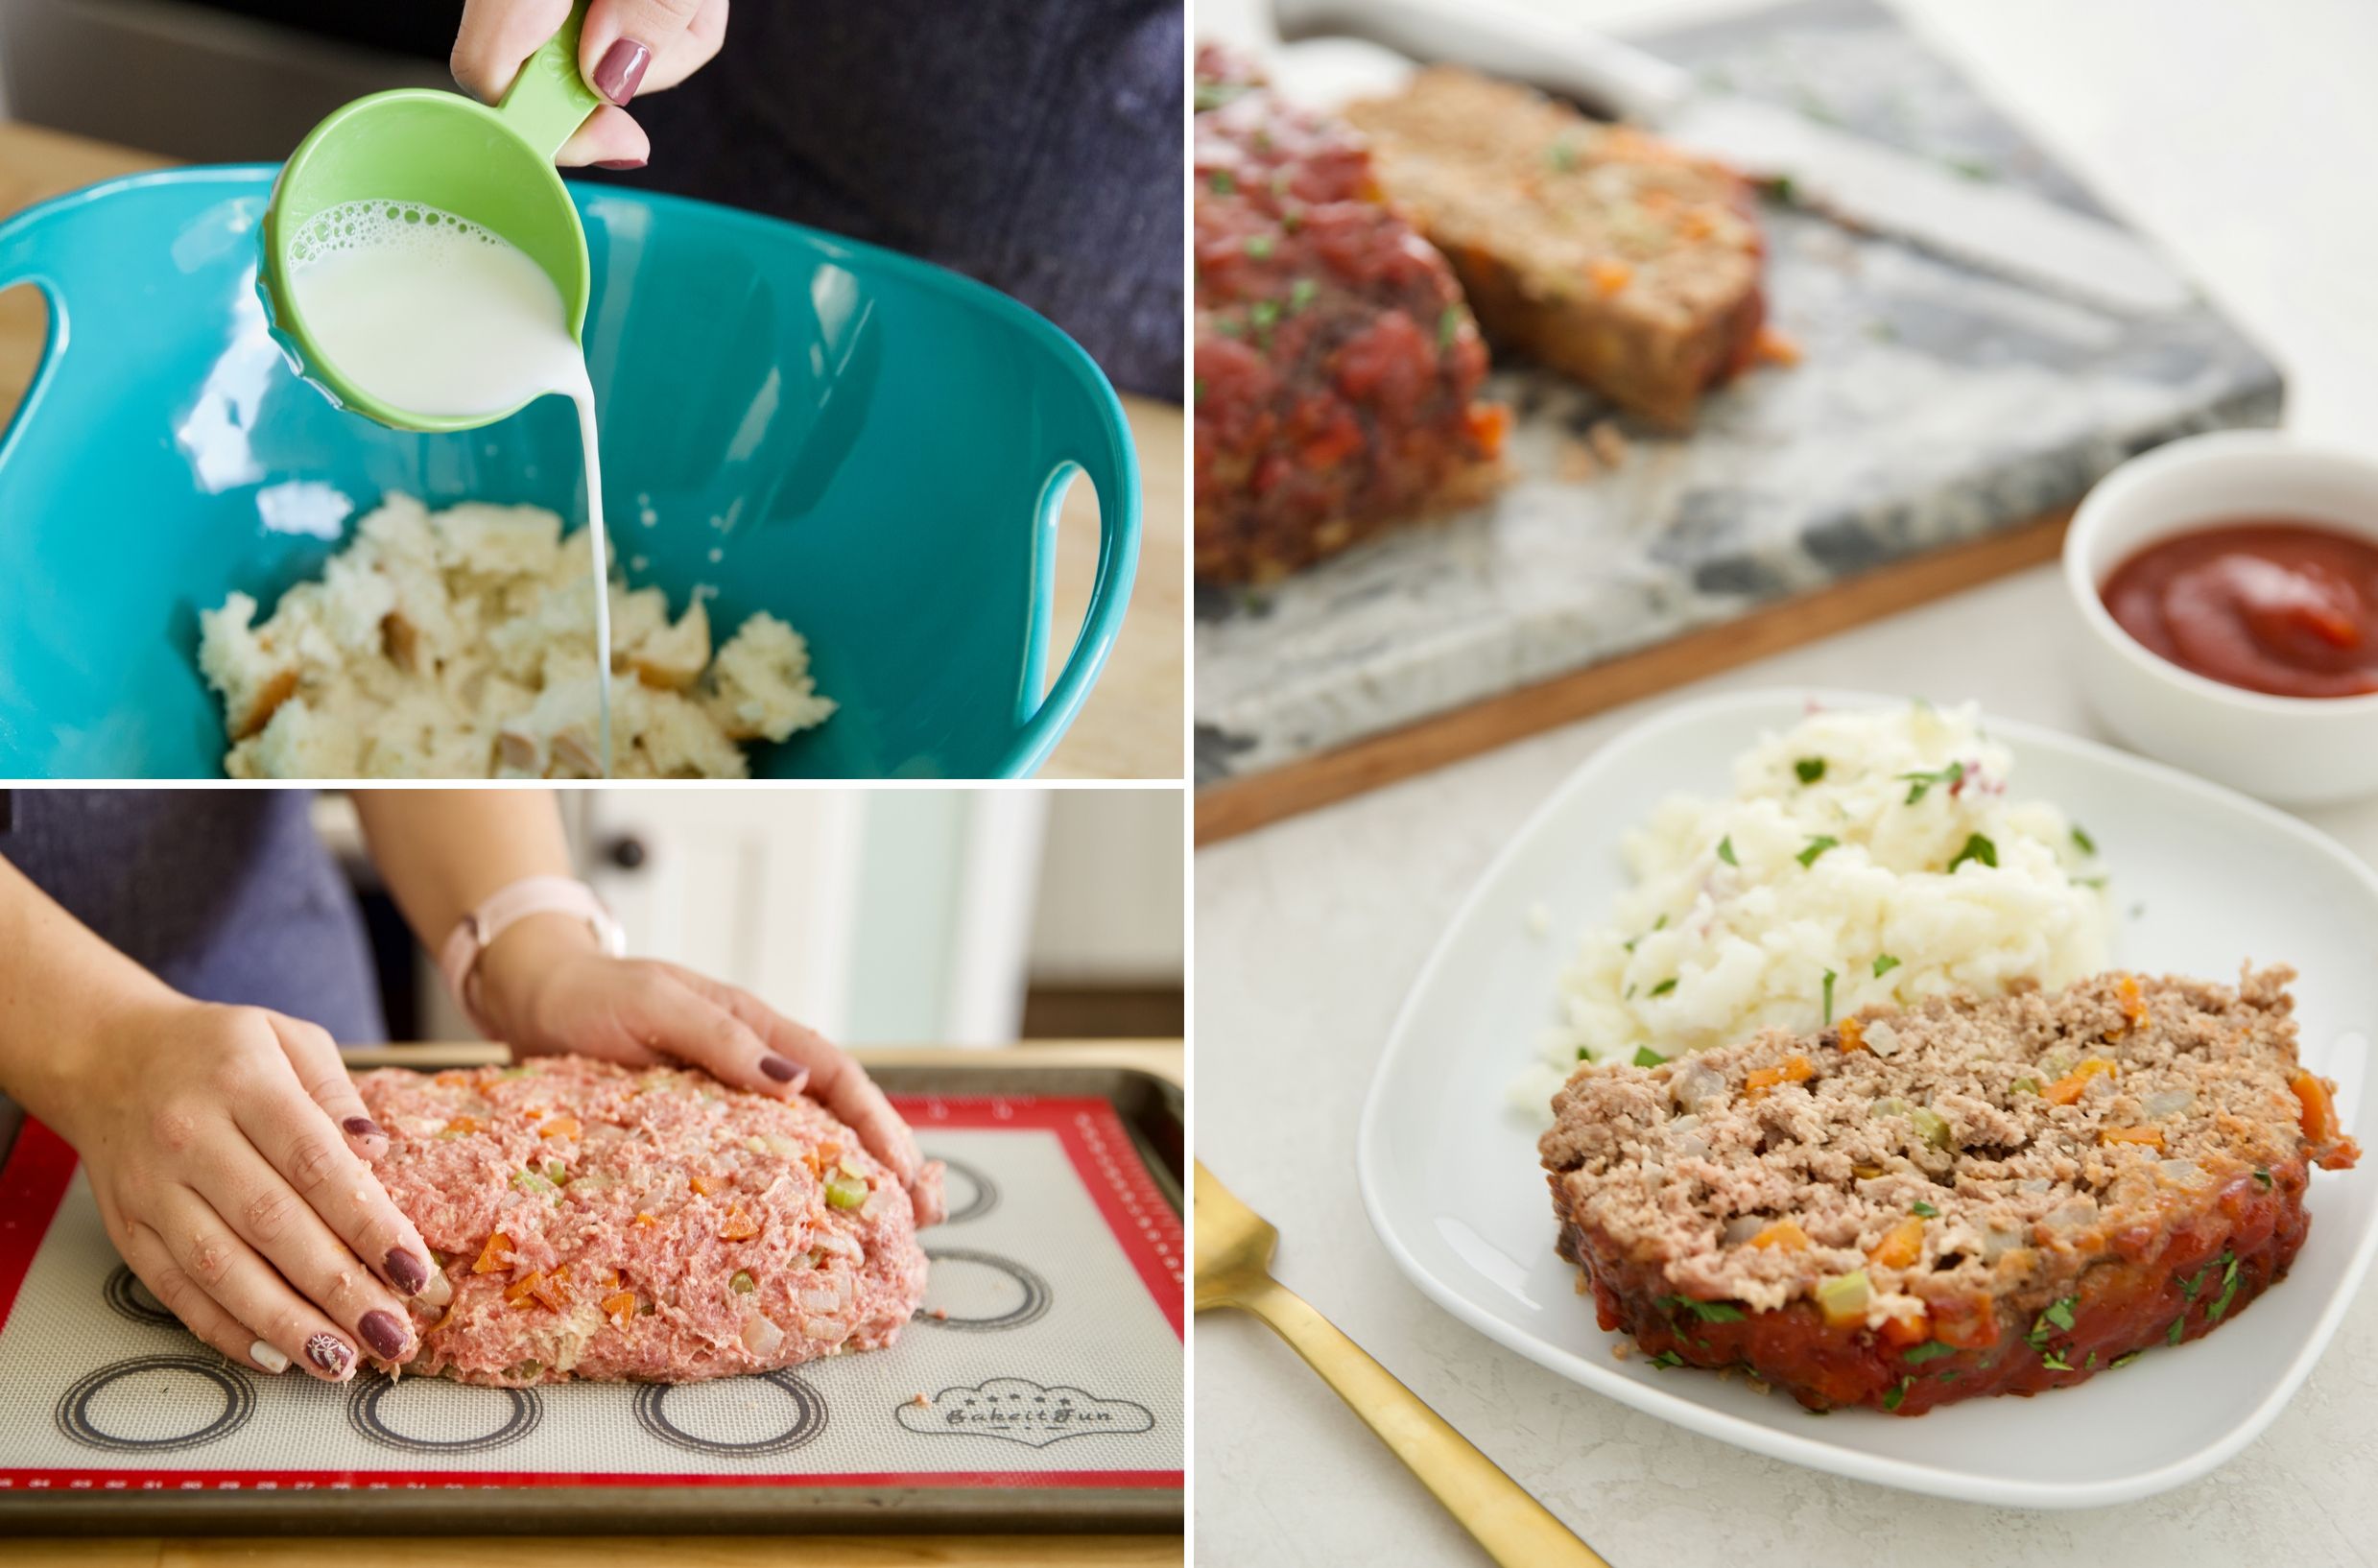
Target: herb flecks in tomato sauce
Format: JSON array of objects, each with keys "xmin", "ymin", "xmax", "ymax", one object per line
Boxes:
[{"xmin": 2102, "ymin": 521, "xmax": 2378, "ymax": 699}]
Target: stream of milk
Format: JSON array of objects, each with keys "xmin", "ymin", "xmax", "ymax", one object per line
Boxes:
[{"xmin": 285, "ymin": 201, "xmax": 611, "ymax": 773}]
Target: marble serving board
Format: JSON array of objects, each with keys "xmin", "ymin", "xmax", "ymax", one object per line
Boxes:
[{"xmin": 1194, "ymin": 0, "xmax": 2282, "ymax": 799}]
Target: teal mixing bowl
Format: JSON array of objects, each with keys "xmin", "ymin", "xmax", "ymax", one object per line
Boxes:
[{"xmin": 0, "ymin": 166, "xmax": 1139, "ymax": 778}]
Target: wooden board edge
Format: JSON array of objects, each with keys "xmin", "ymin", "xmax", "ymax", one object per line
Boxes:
[{"xmin": 1195, "ymin": 508, "xmax": 2074, "ymax": 845}]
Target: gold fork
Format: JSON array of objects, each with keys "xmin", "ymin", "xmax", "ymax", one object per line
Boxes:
[{"xmin": 1195, "ymin": 1163, "xmax": 1611, "ymax": 1567}]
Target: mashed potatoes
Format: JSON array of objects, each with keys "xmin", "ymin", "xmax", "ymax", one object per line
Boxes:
[
  {"xmin": 199, "ymin": 495, "xmax": 834, "ymax": 778},
  {"xmin": 1519, "ymin": 701, "xmax": 2111, "ymax": 1107}
]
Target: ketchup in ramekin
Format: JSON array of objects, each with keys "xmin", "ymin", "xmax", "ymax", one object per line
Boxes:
[{"xmin": 2101, "ymin": 521, "xmax": 2378, "ymax": 699}]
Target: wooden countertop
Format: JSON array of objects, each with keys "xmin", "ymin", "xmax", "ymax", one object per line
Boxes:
[
  {"xmin": 0, "ymin": 120, "xmax": 1182, "ymax": 783},
  {"xmin": 12, "ymin": 1041, "xmax": 1182, "ymax": 1566}
]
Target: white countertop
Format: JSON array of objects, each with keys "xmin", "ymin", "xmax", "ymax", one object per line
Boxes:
[{"xmin": 1193, "ymin": 3, "xmax": 2378, "ymax": 1562}]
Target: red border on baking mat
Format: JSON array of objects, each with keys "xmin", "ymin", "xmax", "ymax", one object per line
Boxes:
[{"xmin": 0, "ymin": 1095, "xmax": 1182, "ymax": 1494}]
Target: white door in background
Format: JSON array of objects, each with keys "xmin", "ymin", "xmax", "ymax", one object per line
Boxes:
[{"xmin": 581, "ymin": 792, "xmax": 867, "ymax": 1038}]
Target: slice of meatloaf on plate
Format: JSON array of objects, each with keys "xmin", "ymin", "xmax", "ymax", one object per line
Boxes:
[
  {"xmin": 1347, "ymin": 66, "xmax": 1768, "ymax": 429},
  {"xmin": 1540, "ymin": 967, "xmax": 2359, "ymax": 1414},
  {"xmin": 359, "ymin": 1057, "xmax": 939, "ymax": 1386}
]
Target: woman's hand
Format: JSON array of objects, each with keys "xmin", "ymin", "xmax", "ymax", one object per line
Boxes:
[
  {"xmin": 47, "ymin": 1001, "xmax": 449, "ymax": 1382},
  {"xmin": 451, "ymin": 0, "xmax": 730, "ymax": 168},
  {"xmin": 474, "ymin": 915, "xmax": 945, "ymax": 1224}
]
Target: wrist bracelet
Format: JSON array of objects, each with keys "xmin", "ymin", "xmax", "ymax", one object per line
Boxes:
[{"xmin": 437, "ymin": 875, "xmax": 626, "ymax": 1039}]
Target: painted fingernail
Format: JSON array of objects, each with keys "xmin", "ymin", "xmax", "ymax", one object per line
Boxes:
[
  {"xmin": 358, "ymin": 1310, "xmax": 410, "ymax": 1360},
  {"xmin": 760, "ymin": 1055, "xmax": 801, "ymax": 1084},
  {"xmin": 419, "ymin": 1269, "xmax": 455, "ymax": 1309},
  {"xmin": 595, "ymin": 157, "xmax": 648, "ymax": 171},
  {"xmin": 592, "ymin": 38, "xmax": 652, "ymax": 105},
  {"xmin": 249, "ymin": 1339, "xmax": 291, "ymax": 1374},
  {"xmin": 305, "ymin": 1333, "xmax": 353, "ymax": 1378},
  {"xmin": 342, "ymin": 1116, "xmax": 384, "ymax": 1141},
  {"xmin": 385, "ymin": 1247, "xmax": 429, "ymax": 1295}
]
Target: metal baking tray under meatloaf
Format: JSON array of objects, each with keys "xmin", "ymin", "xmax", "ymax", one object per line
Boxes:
[{"xmin": 1540, "ymin": 968, "xmax": 2358, "ymax": 1415}]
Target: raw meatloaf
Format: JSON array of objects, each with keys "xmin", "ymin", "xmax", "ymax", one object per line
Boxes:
[
  {"xmin": 357, "ymin": 1057, "xmax": 937, "ymax": 1386},
  {"xmin": 1347, "ymin": 68, "xmax": 1767, "ymax": 429},
  {"xmin": 1194, "ymin": 44, "xmax": 1508, "ymax": 584},
  {"xmin": 1539, "ymin": 968, "xmax": 2359, "ymax": 1414}
]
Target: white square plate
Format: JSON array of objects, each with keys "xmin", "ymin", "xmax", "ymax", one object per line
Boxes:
[{"xmin": 1357, "ymin": 689, "xmax": 2378, "ymax": 1509}]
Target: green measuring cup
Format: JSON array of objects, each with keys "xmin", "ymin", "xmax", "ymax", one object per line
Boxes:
[{"xmin": 262, "ymin": 0, "xmax": 604, "ymax": 432}]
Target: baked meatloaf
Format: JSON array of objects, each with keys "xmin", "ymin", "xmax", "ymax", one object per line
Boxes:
[
  {"xmin": 1194, "ymin": 44, "xmax": 1509, "ymax": 584},
  {"xmin": 358, "ymin": 1057, "xmax": 938, "ymax": 1386},
  {"xmin": 1540, "ymin": 968, "xmax": 2358, "ymax": 1414},
  {"xmin": 1347, "ymin": 67, "xmax": 1768, "ymax": 429}
]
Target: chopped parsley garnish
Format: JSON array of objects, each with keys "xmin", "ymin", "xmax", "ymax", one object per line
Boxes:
[
  {"xmin": 1717, "ymin": 836, "xmax": 1738, "ymax": 867},
  {"xmin": 1911, "ymin": 1200, "xmax": 1938, "ymax": 1218},
  {"xmin": 2253, "ymin": 1168, "xmax": 2273, "ymax": 1190},
  {"xmin": 1795, "ymin": 757, "xmax": 1826, "ymax": 784},
  {"xmin": 1797, "ymin": 835, "xmax": 1840, "ymax": 867},
  {"xmin": 1900, "ymin": 1341, "xmax": 1954, "ymax": 1365},
  {"xmin": 1821, "ymin": 968, "xmax": 1838, "ymax": 1026},
  {"xmin": 2027, "ymin": 1296, "xmax": 2077, "ymax": 1349},
  {"xmin": 1577, "ymin": 1047, "xmax": 1590, "ymax": 1060},
  {"xmin": 2084, "ymin": 1351, "xmax": 2099, "ymax": 1370},
  {"xmin": 2168, "ymin": 1318, "xmax": 2186, "ymax": 1345},
  {"xmin": 2180, "ymin": 1262, "xmax": 2210, "ymax": 1300},
  {"xmin": 1898, "ymin": 761, "xmax": 1963, "ymax": 804},
  {"xmin": 1438, "ymin": 304, "xmax": 1462, "ymax": 350},
  {"xmin": 1658, "ymin": 1295, "xmax": 1746, "ymax": 1323},
  {"xmin": 1249, "ymin": 298, "xmax": 1281, "ymax": 346},
  {"xmin": 1759, "ymin": 173, "xmax": 1798, "ymax": 205},
  {"xmin": 2071, "ymin": 824, "xmax": 2097, "ymax": 855},
  {"xmin": 2208, "ymin": 1252, "xmax": 2242, "ymax": 1321},
  {"xmin": 1288, "ymin": 277, "xmax": 1318, "ymax": 313},
  {"xmin": 1947, "ymin": 833, "xmax": 1998, "ymax": 873},
  {"xmin": 2040, "ymin": 1350, "xmax": 2074, "ymax": 1371},
  {"xmin": 1244, "ymin": 234, "xmax": 1276, "ymax": 260},
  {"xmin": 2111, "ymin": 1350, "xmax": 2142, "ymax": 1368},
  {"xmin": 1882, "ymin": 1379, "xmax": 1911, "ymax": 1412},
  {"xmin": 1633, "ymin": 1046, "xmax": 1667, "ymax": 1068},
  {"xmin": 1872, "ymin": 955, "xmax": 1901, "ymax": 978},
  {"xmin": 1648, "ymin": 1349, "xmax": 1685, "ymax": 1368},
  {"xmin": 1650, "ymin": 978, "xmax": 1678, "ymax": 997},
  {"xmin": 1207, "ymin": 168, "xmax": 1237, "ymax": 194}
]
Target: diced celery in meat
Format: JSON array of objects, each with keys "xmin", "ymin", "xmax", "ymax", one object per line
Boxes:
[
  {"xmin": 511, "ymin": 1169, "xmax": 559, "ymax": 1197},
  {"xmin": 1908, "ymin": 1107, "xmax": 1951, "ymax": 1148},
  {"xmin": 731, "ymin": 1270, "xmax": 756, "ymax": 1295},
  {"xmin": 508, "ymin": 1359, "xmax": 541, "ymax": 1379},
  {"xmin": 1815, "ymin": 1269, "xmax": 1870, "ymax": 1325},
  {"xmin": 826, "ymin": 1175, "xmax": 869, "ymax": 1209}
]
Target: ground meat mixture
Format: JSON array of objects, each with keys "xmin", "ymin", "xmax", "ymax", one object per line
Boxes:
[
  {"xmin": 1194, "ymin": 44, "xmax": 1509, "ymax": 584},
  {"xmin": 1540, "ymin": 967, "xmax": 2358, "ymax": 1414},
  {"xmin": 1347, "ymin": 67, "xmax": 1769, "ymax": 429},
  {"xmin": 358, "ymin": 1057, "xmax": 939, "ymax": 1386}
]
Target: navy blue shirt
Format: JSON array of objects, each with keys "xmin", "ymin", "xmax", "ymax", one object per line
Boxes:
[{"xmin": 0, "ymin": 792, "xmax": 386, "ymax": 1044}]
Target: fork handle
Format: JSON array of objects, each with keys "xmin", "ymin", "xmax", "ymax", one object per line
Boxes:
[{"xmin": 1235, "ymin": 1281, "xmax": 1611, "ymax": 1568}]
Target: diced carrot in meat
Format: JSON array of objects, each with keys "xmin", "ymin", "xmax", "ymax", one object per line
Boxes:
[
  {"xmin": 1465, "ymin": 401, "xmax": 1511, "ymax": 457},
  {"xmin": 530, "ymin": 1271, "xmax": 568, "ymax": 1313},
  {"xmin": 720, "ymin": 1205, "xmax": 761, "ymax": 1242},
  {"xmin": 602, "ymin": 1291, "xmax": 636, "ymax": 1328},
  {"xmin": 632, "ymin": 1212, "xmax": 658, "ymax": 1228},
  {"xmin": 445, "ymin": 1115, "xmax": 483, "ymax": 1134},
  {"xmin": 524, "ymin": 1105, "xmax": 546, "ymax": 1120},
  {"xmin": 1745, "ymin": 1055, "xmax": 1815, "ymax": 1100},
  {"xmin": 1876, "ymin": 1306, "xmax": 1930, "ymax": 1348},
  {"xmin": 1927, "ymin": 1295, "xmax": 2001, "ymax": 1349},
  {"xmin": 689, "ymin": 1175, "xmax": 722, "ymax": 1196},
  {"xmin": 1749, "ymin": 1219, "xmax": 1809, "ymax": 1251},
  {"xmin": 472, "ymin": 1231, "xmax": 513, "ymax": 1274},
  {"xmin": 2044, "ymin": 1057, "xmax": 2118, "ymax": 1105},
  {"xmin": 1868, "ymin": 1217, "xmax": 1925, "ymax": 1270},
  {"xmin": 1836, "ymin": 1018, "xmax": 1867, "ymax": 1054},
  {"xmin": 2100, "ymin": 1126, "xmax": 2165, "ymax": 1150},
  {"xmin": 2118, "ymin": 974, "xmax": 2148, "ymax": 1030},
  {"xmin": 1589, "ymin": 258, "xmax": 1632, "ymax": 297},
  {"xmin": 504, "ymin": 1271, "xmax": 542, "ymax": 1306},
  {"xmin": 538, "ymin": 1115, "xmax": 582, "ymax": 1139},
  {"xmin": 2293, "ymin": 1071, "xmax": 2342, "ymax": 1147}
]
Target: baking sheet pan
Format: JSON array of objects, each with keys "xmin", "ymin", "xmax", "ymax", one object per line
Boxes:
[{"xmin": 0, "ymin": 1061, "xmax": 1183, "ymax": 1534}]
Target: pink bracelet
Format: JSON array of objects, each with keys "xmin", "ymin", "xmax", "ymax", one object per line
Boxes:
[{"xmin": 437, "ymin": 875, "xmax": 627, "ymax": 1038}]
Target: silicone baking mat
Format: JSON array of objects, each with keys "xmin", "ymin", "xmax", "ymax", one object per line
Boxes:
[{"xmin": 0, "ymin": 1091, "xmax": 1182, "ymax": 1532}]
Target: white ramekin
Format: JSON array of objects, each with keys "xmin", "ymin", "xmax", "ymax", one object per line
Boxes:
[{"xmin": 2063, "ymin": 429, "xmax": 2378, "ymax": 808}]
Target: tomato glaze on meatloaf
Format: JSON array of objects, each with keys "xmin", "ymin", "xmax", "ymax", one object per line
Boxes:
[
  {"xmin": 1194, "ymin": 43, "xmax": 1509, "ymax": 584},
  {"xmin": 357, "ymin": 1057, "xmax": 939, "ymax": 1386},
  {"xmin": 1540, "ymin": 968, "xmax": 2359, "ymax": 1414}
]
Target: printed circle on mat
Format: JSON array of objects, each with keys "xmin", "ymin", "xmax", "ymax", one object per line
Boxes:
[
  {"xmin": 101, "ymin": 1264, "xmax": 179, "ymax": 1329},
  {"xmin": 929, "ymin": 1155, "xmax": 1000, "ymax": 1224},
  {"xmin": 632, "ymin": 1371, "xmax": 828, "ymax": 1457},
  {"xmin": 348, "ymin": 1373, "xmax": 542, "ymax": 1454},
  {"xmin": 916, "ymin": 1248, "xmax": 1052, "ymax": 1332},
  {"xmin": 56, "ymin": 1355, "xmax": 256, "ymax": 1452}
]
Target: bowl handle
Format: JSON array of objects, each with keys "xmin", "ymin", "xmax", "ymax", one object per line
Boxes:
[
  {"xmin": 1011, "ymin": 394, "xmax": 1144, "ymax": 774},
  {"xmin": 0, "ymin": 193, "xmax": 73, "ymax": 460}
]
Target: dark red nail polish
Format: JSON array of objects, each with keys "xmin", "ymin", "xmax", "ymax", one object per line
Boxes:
[
  {"xmin": 595, "ymin": 157, "xmax": 648, "ymax": 171},
  {"xmin": 305, "ymin": 1333, "xmax": 353, "ymax": 1377},
  {"xmin": 343, "ymin": 1116, "xmax": 383, "ymax": 1140},
  {"xmin": 760, "ymin": 1055, "xmax": 800, "ymax": 1082},
  {"xmin": 358, "ymin": 1310, "xmax": 409, "ymax": 1360},
  {"xmin": 592, "ymin": 38, "xmax": 652, "ymax": 105},
  {"xmin": 385, "ymin": 1247, "xmax": 429, "ymax": 1295}
]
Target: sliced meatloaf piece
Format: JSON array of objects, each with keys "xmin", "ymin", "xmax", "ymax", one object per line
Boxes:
[
  {"xmin": 1540, "ymin": 967, "xmax": 2358, "ymax": 1414},
  {"xmin": 1347, "ymin": 67, "xmax": 1768, "ymax": 429},
  {"xmin": 358, "ymin": 1057, "xmax": 939, "ymax": 1386},
  {"xmin": 1194, "ymin": 44, "xmax": 1509, "ymax": 584}
]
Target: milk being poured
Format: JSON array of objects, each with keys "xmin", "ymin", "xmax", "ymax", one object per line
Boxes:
[{"xmin": 286, "ymin": 201, "xmax": 612, "ymax": 772}]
